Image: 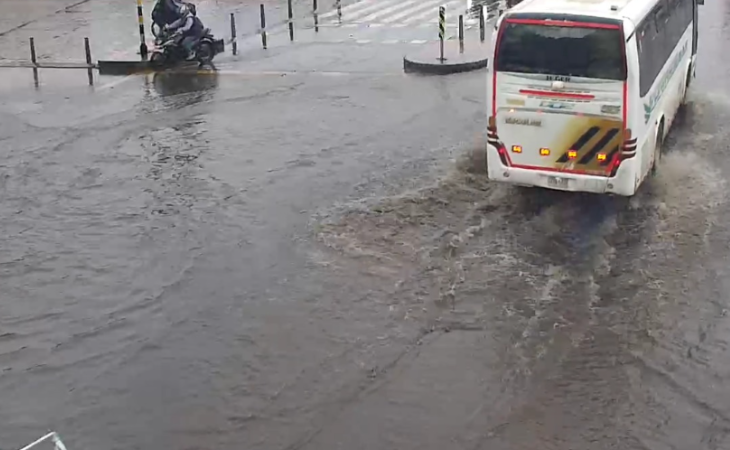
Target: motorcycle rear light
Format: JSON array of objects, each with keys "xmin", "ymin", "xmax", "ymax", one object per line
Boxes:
[{"xmin": 511, "ymin": 145, "xmax": 522, "ymax": 153}]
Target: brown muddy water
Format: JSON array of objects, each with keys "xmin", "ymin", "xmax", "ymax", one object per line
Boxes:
[{"xmin": 312, "ymin": 106, "xmax": 730, "ymax": 448}]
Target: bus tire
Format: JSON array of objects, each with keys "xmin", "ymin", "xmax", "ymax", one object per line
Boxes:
[{"xmin": 651, "ymin": 122, "xmax": 664, "ymax": 177}]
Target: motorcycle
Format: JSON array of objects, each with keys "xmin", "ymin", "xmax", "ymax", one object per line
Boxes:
[{"xmin": 149, "ymin": 23, "xmax": 224, "ymax": 68}]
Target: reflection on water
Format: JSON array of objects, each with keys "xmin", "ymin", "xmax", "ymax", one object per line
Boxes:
[{"xmin": 151, "ymin": 70, "xmax": 220, "ymax": 105}]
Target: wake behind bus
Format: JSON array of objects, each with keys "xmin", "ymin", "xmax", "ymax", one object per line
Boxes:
[{"xmin": 486, "ymin": 0, "xmax": 702, "ymax": 196}]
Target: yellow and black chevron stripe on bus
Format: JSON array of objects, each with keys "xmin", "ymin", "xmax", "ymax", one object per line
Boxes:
[{"xmin": 552, "ymin": 118, "xmax": 623, "ymax": 172}]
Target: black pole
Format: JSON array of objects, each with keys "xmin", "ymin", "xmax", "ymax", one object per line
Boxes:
[
  {"xmin": 29, "ymin": 37, "xmax": 37, "ymax": 65},
  {"xmin": 260, "ymin": 4, "xmax": 267, "ymax": 49},
  {"xmin": 288, "ymin": 0, "xmax": 294, "ymax": 41},
  {"xmin": 479, "ymin": 6, "xmax": 485, "ymax": 42},
  {"xmin": 458, "ymin": 15, "xmax": 464, "ymax": 53},
  {"xmin": 313, "ymin": 0, "xmax": 319, "ymax": 32},
  {"xmin": 336, "ymin": 0, "xmax": 342, "ymax": 23},
  {"xmin": 30, "ymin": 38, "xmax": 38, "ymax": 87},
  {"xmin": 230, "ymin": 13, "xmax": 238, "ymax": 55},
  {"xmin": 84, "ymin": 37, "xmax": 93, "ymax": 86}
]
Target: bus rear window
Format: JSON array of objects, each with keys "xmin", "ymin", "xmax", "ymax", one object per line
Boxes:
[{"xmin": 495, "ymin": 22, "xmax": 626, "ymax": 80}]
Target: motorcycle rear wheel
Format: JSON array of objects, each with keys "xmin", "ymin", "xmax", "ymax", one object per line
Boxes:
[
  {"xmin": 150, "ymin": 51, "xmax": 167, "ymax": 66},
  {"xmin": 197, "ymin": 42, "xmax": 213, "ymax": 64}
]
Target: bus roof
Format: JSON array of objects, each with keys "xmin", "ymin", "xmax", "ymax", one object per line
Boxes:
[{"xmin": 505, "ymin": 0, "xmax": 662, "ymax": 36}]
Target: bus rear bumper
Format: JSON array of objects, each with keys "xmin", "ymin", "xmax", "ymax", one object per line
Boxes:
[{"xmin": 486, "ymin": 147, "xmax": 637, "ymax": 196}]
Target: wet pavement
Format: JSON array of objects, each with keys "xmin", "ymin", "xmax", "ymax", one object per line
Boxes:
[{"xmin": 2, "ymin": 0, "xmax": 730, "ymax": 449}]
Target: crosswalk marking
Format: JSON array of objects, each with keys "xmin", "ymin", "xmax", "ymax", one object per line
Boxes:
[
  {"xmin": 315, "ymin": 37, "xmax": 457, "ymax": 44},
  {"xmin": 322, "ymin": 0, "xmax": 393, "ymax": 23},
  {"xmin": 387, "ymin": 0, "xmax": 463, "ymax": 24},
  {"xmin": 412, "ymin": 0, "xmax": 466, "ymax": 23},
  {"xmin": 381, "ymin": 0, "xmax": 447, "ymax": 23},
  {"xmin": 356, "ymin": 0, "xmax": 423, "ymax": 23},
  {"xmin": 319, "ymin": 0, "xmax": 378, "ymax": 19},
  {"xmin": 321, "ymin": 0, "xmax": 472, "ymax": 26}
]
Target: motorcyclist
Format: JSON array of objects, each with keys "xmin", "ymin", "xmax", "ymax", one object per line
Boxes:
[
  {"xmin": 162, "ymin": 2, "xmax": 205, "ymax": 60},
  {"xmin": 152, "ymin": 0, "xmax": 188, "ymax": 28}
]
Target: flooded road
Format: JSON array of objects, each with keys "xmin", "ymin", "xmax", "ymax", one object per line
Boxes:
[{"xmin": 2, "ymin": 0, "xmax": 730, "ymax": 449}]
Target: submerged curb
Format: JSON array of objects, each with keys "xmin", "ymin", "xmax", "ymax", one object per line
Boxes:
[
  {"xmin": 403, "ymin": 42, "xmax": 490, "ymax": 75},
  {"xmin": 98, "ymin": 60, "xmax": 152, "ymax": 75},
  {"xmin": 403, "ymin": 54, "xmax": 489, "ymax": 75}
]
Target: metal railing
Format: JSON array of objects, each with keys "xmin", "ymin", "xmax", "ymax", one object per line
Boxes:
[{"xmin": 16, "ymin": 432, "xmax": 68, "ymax": 450}]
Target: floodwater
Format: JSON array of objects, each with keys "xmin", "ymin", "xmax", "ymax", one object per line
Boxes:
[{"xmin": 2, "ymin": 0, "xmax": 730, "ymax": 449}]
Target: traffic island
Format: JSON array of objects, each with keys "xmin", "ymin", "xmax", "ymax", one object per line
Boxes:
[{"xmin": 403, "ymin": 41, "xmax": 489, "ymax": 75}]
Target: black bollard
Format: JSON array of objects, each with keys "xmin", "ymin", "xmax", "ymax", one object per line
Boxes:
[
  {"xmin": 29, "ymin": 38, "xmax": 39, "ymax": 87},
  {"xmin": 84, "ymin": 37, "xmax": 93, "ymax": 86},
  {"xmin": 230, "ymin": 13, "xmax": 238, "ymax": 55},
  {"xmin": 336, "ymin": 0, "xmax": 342, "ymax": 23},
  {"xmin": 479, "ymin": 6, "xmax": 485, "ymax": 42},
  {"xmin": 260, "ymin": 4, "xmax": 267, "ymax": 49},
  {"xmin": 29, "ymin": 37, "xmax": 37, "ymax": 65},
  {"xmin": 313, "ymin": 0, "xmax": 319, "ymax": 32},
  {"xmin": 288, "ymin": 0, "xmax": 294, "ymax": 41},
  {"xmin": 458, "ymin": 15, "xmax": 464, "ymax": 53}
]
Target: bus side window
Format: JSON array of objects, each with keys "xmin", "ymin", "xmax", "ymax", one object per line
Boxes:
[
  {"xmin": 637, "ymin": 18, "xmax": 660, "ymax": 97},
  {"xmin": 654, "ymin": 3, "xmax": 669, "ymax": 30}
]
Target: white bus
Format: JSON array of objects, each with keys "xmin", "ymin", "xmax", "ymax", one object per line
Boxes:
[{"xmin": 486, "ymin": 0, "xmax": 702, "ymax": 196}]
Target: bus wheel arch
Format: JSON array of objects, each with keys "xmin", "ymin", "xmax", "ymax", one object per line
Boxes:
[
  {"xmin": 651, "ymin": 119, "xmax": 665, "ymax": 177},
  {"xmin": 681, "ymin": 64, "xmax": 693, "ymax": 105}
]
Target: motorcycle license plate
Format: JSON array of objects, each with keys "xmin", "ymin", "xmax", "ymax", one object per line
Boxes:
[{"xmin": 214, "ymin": 39, "xmax": 225, "ymax": 53}]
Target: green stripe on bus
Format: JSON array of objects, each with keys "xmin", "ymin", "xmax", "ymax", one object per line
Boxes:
[{"xmin": 643, "ymin": 40, "xmax": 689, "ymax": 124}]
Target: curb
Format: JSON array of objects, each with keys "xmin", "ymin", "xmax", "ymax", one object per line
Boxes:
[
  {"xmin": 403, "ymin": 54, "xmax": 489, "ymax": 75},
  {"xmin": 98, "ymin": 60, "xmax": 152, "ymax": 75}
]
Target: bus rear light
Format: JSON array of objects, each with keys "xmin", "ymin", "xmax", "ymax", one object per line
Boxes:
[
  {"xmin": 568, "ymin": 150, "xmax": 577, "ymax": 159},
  {"xmin": 540, "ymin": 148, "xmax": 550, "ymax": 156},
  {"xmin": 597, "ymin": 153, "xmax": 607, "ymax": 161},
  {"xmin": 610, "ymin": 129, "xmax": 637, "ymax": 177},
  {"xmin": 497, "ymin": 146, "xmax": 510, "ymax": 166},
  {"xmin": 512, "ymin": 145, "xmax": 523, "ymax": 153}
]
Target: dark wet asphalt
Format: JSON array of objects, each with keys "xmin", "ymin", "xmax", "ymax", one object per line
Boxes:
[{"xmin": 2, "ymin": 0, "xmax": 730, "ymax": 449}]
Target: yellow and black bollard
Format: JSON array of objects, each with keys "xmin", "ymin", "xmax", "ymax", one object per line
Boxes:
[
  {"xmin": 137, "ymin": 0, "xmax": 148, "ymax": 60},
  {"xmin": 438, "ymin": 6, "xmax": 445, "ymax": 62}
]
